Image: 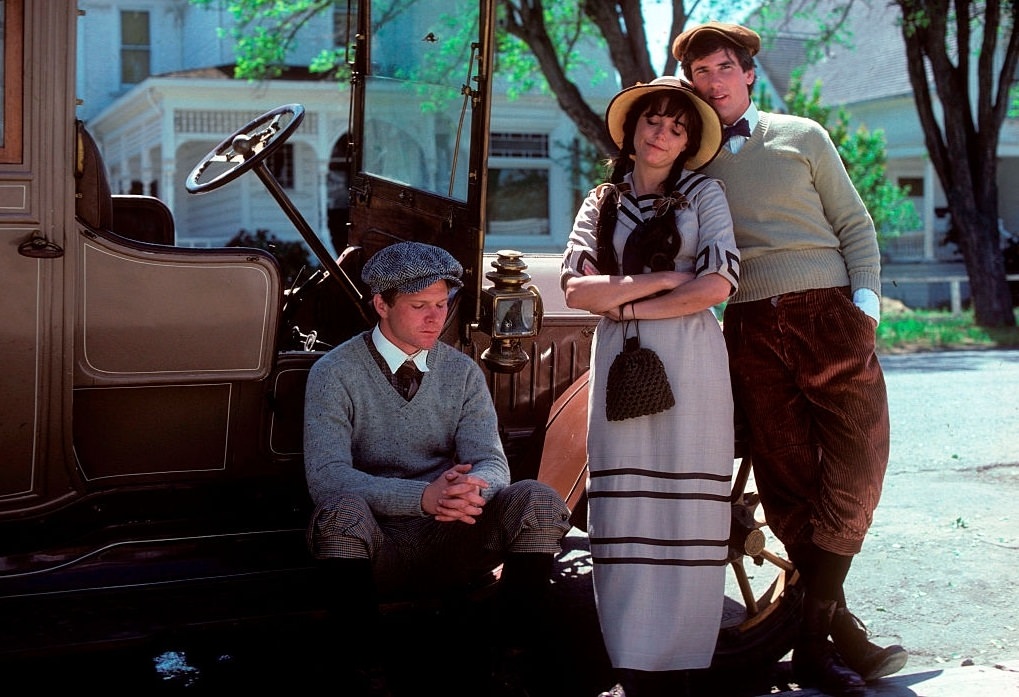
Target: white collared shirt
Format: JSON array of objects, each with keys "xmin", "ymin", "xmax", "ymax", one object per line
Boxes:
[
  {"xmin": 726, "ymin": 103, "xmax": 760, "ymax": 154},
  {"xmin": 371, "ymin": 325, "xmax": 430, "ymax": 374}
]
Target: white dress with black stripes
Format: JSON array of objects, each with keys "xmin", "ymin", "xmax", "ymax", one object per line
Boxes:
[{"xmin": 561, "ymin": 170, "xmax": 741, "ymax": 671}]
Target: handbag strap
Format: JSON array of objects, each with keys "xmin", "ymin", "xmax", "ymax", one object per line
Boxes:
[{"xmin": 622, "ymin": 318, "xmax": 640, "ymax": 346}]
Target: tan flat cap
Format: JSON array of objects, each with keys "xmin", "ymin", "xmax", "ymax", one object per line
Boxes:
[{"xmin": 672, "ymin": 21, "xmax": 761, "ymax": 62}]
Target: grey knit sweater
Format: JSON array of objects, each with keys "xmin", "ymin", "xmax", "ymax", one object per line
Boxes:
[{"xmin": 303, "ymin": 331, "xmax": 509, "ymax": 517}]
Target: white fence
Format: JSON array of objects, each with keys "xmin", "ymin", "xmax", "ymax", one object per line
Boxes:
[{"xmin": 881, "ymin": 273, "xmax": 1019, "ymax": 315}]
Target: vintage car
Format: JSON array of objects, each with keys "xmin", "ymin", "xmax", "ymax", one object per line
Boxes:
[{"xmin": 0, "ymin": 0, "xmax": 799, "ymax": 675}]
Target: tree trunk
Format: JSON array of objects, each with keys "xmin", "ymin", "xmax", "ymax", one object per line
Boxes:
[
  {"xmin": 500, "ymin": 0, "xmax": 617, "ymax": 156},
  {"xmin": 897, "ymin": 0, "xmax": 1017, "ymax": 328},
  {"xmin": 951, "ymin": 207, "xmax": 1015, "ymax": 326}
]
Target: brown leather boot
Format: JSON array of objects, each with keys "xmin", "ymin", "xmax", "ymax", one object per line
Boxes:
[
  {"xmin": 792, "ymin": 596, "xmax": 867, "ymax": 697},
  {"xmin": 831, "ymin": 607, "xmax": 909, "ymax": 681}
]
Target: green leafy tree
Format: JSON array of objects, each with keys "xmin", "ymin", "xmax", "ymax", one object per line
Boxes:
[
  {"xmin": 898, "ymin": 0, "xmax": 1018, "ymax": 326},
  {"xmin": 763, "ymin": 0, "xmax": 1017, "ymax": 327}
]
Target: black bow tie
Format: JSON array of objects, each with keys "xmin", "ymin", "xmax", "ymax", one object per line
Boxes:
[{"xmin": 723, "ymin": 118, "xmax": 751, "ymax": 142}]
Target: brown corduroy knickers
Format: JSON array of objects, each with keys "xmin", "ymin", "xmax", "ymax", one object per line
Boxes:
[{"xmin": 723, "ymin": 287, "xmax": 890, "ymax": 556}]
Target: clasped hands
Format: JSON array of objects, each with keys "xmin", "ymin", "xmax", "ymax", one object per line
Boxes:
[{"xmin": 422, "ymin": 462, "xmax": 489, "ymax": 524}]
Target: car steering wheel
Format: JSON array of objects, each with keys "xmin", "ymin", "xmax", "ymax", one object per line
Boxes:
[{"xmin": 186, "ymin": 104, "xmax": 305, "ymax": 194}]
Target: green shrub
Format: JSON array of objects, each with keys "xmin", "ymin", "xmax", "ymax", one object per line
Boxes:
[
  {"xmin": 226, "ymin": 229, "xmax": 319, "ymax": 286},
  {"xmin": 877, "ymin": 308, "xmax": 1019, "ymax": 353}
]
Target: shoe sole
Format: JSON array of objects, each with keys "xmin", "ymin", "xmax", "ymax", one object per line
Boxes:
[
  {"xmin": 860, "ymin": 647, "xmax": 909, "ymax": 681},
  {"xmin": 792, "ymin": 661, "xmax": 868, "ymax": 696}
]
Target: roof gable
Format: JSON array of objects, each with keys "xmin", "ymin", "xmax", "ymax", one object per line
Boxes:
[{"xmin": 751, "ymin": 1, "xmax": 913, "ymax": 106}]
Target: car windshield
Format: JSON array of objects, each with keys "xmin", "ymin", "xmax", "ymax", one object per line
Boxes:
[{"xmin": 362, "ymin": 0, "xmax": 478, "ymax": 201}]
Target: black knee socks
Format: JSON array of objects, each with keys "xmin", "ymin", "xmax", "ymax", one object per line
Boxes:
[
  {"xmin": 498, "ymin": 552, "xmax": 554, "ymax": 647},
  {"xmin": 788, "ymin": 542, "xmax": 853, "ymax": 602}
]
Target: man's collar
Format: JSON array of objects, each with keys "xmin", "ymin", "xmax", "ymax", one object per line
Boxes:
[
  {"xmin": 371, "ymin": 325, "xmax": 429, "ymax": 373},
  {"xmin": 743, "ymin": 102, "xmax": 760, "ymax": 133},
  {"xmin": 723, "ymin": 102, "xmax": 759, "ymax": 153}
]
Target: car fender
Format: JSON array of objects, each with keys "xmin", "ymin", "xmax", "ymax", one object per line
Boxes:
[{"xmin": 536, "ymin": 371, "xmax": 589, "ymax": 529}]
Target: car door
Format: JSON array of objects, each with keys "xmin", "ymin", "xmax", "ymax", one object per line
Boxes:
[{"xmin": 0, "ymin": 0, "xmax": 76, "ymax": 511}]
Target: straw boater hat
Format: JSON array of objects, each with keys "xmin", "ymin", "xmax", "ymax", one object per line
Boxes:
[{"xmin": 604, "ymin": 76, "xmax": 723, "ymax": 170}]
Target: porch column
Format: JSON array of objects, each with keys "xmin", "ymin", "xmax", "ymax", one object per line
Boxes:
[{"xmin": 924, "ymin": 160, "xmax": 936, "ymax": 260}]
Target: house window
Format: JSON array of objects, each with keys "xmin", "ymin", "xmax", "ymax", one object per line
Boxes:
[
  {"xmin": 268, "ymin": 144, "xmax": 294, "ymax": 189},
  {"xmin": 121, "ymin": 11, "xmax": 150, "ymax": 85},
  {"xmin": 899, "ymin": 176, "xmax": 925, "ymax": 227},
  {"xmin": 898, "ymin": 177, "xmax": 924, "ymax": 196},
  {"xmin": 487, "ymin": 133, "xmax": 550, "ymax": 238},
  {"xmin": 0, "ymin": 0, "xmax": 24, "ymax": 164}
]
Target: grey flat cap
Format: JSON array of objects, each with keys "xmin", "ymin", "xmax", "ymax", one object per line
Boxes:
[{"xmin": 361, "ymin": 241, "xmax": 464, "ymax": 295}]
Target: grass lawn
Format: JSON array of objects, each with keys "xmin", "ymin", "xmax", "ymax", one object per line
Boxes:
[{"xmin": 877, "ymin": 304, "xmax": 1019, "ymax": 353}]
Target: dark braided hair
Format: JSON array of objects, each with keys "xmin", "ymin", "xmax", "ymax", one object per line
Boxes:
[{"xmin": 596, "ymin": 90, "xmax": 704, "ymax": 274}]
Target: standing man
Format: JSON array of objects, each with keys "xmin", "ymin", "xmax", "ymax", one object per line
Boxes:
[
  {"xmin": 304, "ymin": 241, "xmax": 570, "ymax": 696},
  {"xmin": 673, "ymin": 22, "xmax": 908, "ymax": 697}
]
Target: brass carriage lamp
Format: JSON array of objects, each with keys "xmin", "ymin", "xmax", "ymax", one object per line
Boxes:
[{"xmin": 478, "ymin": 250, "xmax": 542, "ymax": 373}]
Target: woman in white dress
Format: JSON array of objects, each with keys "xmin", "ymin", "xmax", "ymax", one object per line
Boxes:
[{"xmin": 561, "ymin": 76, "xmax": 740, "ymax": 697}]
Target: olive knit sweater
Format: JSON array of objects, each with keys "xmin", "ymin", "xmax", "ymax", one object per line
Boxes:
[{"xmin": 703, "ymin": 110, "xmax": 882, "ymax": 303}]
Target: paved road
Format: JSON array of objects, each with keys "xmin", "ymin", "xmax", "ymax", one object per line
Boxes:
[
  {"xmin": 882, "ymin": 349, "xmax": 1019, "ymax": 471},
  {"xmin": 760, "ymin": 349, "xmax": 1019, "ymax": 695},
  {"xmin": 855, "ymin": 350, "xmax": 1019, "ymax": 670},
  {"xmin": 553, "ymin": 349, "xmax": 1019, "ymax": 696},
  {"xmin": 764, "ymin": 659, "xmax": 1019, "ymax": 696},
  {"xmin": 806, "ymin": 349, "xmax": 1019, "ymax": 696}
]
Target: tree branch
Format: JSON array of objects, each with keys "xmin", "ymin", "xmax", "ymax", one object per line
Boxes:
[{"xmin": 500, "ymin": 0, "xmax": 616, "ymax": 155}]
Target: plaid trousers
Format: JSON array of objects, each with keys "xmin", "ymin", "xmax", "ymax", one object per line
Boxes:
[{"xmin": 308, "ymin": 479, "xmax": 570, "ymax": 595}]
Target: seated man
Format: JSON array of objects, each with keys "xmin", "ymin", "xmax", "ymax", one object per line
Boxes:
[{"xmin": 303, "ymin": 241, "xmax": 571, "ymax": 696}]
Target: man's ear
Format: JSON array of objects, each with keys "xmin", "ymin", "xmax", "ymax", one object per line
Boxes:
[{"xmin": 372, "ymin": 293, "xmax": 389, "ymax": 318}]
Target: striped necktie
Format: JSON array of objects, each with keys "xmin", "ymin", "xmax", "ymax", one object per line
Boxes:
[{"xmin": 394, "ymin": 360, "xmax": 422, "ymax": 400}]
